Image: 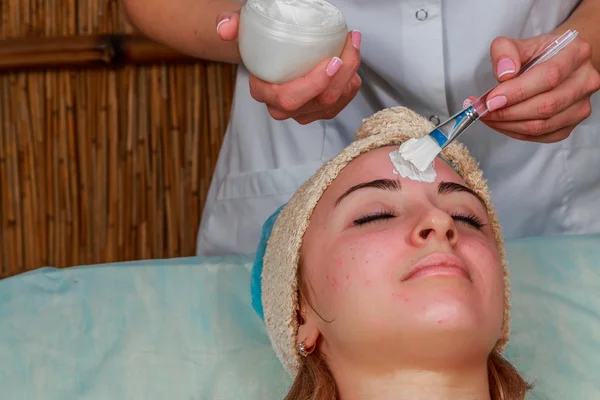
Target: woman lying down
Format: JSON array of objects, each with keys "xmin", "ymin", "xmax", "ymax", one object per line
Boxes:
[{"xmin": 251, "ymin": 107, "xmax": 532, "ymax": 399}]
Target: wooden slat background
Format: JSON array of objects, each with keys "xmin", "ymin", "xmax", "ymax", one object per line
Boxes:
[{"xmin": 0, "ymin": 0, "xmax": 237, "ymax": 278}]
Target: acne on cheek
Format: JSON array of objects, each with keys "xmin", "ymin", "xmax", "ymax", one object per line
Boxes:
[
  {"xmin": 334, "ymin": 243, "xmax": 364, "ymax": 287},
  {"xmin": 391, "ymin": 292, "xmax": 411, "ymax": 302},
  {"xmin": 325, "ymin": 274, "xmax": 340, "ymax": 292},
  {"xmin": 358, "ymin": 243, "xmax": 390, "ymax": 287},
  {"xmin": 360, "ymin": 261, "xmax": 376, "ymax": 287},
  {"xmin": 337, "ymin": 237, "xmax": 393, "ymax": 288},
  {"xmin": 331, "ymin": 277, "xmax": 340, "ymax": 291},
  {"xmin": 332, "ymin": 257, "xmax": 353, "ymax": 288}
]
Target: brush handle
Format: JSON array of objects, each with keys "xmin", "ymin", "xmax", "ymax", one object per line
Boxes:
[
  {"xmin": 472, "ymin": 29, "xmax": 579, "ymax": 117},
  {"xmin": 427, "ymin": 29, "xmax": 579, "ymax": 151}
]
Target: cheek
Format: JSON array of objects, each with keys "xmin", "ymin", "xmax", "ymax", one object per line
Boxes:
[
  {"xmin": 460, "ymin": 238, "xmax": 504, "ymax": 293},
  {"xmin": 329, "ymin": 229, "xmax": 409, "ymax": 297},
  {"xmin": 305, "ymin": 228, "xmax": 411, "ymax": 320}
]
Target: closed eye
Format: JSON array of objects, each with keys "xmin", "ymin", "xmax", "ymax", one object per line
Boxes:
[
  {"xmin": 353, "ymin": 211, "xmax": 395, "ymax": 226},
  {"xmin": 451, "ymin": 213, "xmax": 486, "ymax": 230}
]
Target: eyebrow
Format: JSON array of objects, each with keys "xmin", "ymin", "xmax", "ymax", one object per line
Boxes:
[
  {"xmin": 333, "ymin": 179, "xmax": 487, "ymax": 209},
  {"xmin": 438, "ymin": 181, "xmax": 487, "ymax": 209},
  {"xmin": 334, "ymin": 179, "xmax": 401, "ymax": 207}
]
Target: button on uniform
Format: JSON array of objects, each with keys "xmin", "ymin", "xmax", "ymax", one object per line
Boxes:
[{"xmin": 415, "ymin": 9, "xmax": 428, "ymax": 21}]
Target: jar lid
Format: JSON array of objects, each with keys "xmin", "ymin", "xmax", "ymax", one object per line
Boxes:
[{"xmin": 247, "ymin": 0, "xmax": 346, "ymax": 34}]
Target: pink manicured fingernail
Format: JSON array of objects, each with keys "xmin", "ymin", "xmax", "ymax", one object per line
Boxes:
[
  {"xmin": 497, "ymin": 58, "xmax": 516, "ymax": 78},
  {"xmin": 326, "ymin": 57, "xmax": 343, "ymax": 76},
  {"xmin": 216, "ymin": 18, "xmax": 230, "ymax": 34},
  {"xmin": 486, "ymin": 96, "xmax": 508, "ymax": 111},
  {"xmin": 352, "ymin": 30, "xmax": 362, "ymax": 50},
  {"xmin": 463, "ymin": 98, "xmax": 474, "ymax": 109}
]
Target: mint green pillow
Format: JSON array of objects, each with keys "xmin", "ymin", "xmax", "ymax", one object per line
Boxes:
[{"xmin": 0, "ymin": 235, "xmax": 598, "ymax": 399}]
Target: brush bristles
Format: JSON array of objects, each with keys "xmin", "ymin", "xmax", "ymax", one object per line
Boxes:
[{"xmin": 399, "ymin": 135, "xmax": 441, "ymax": 172}]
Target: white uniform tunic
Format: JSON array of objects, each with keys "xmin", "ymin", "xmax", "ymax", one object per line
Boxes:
[{"xmin": 197, "ymin": 0, "xmax": 600, "ymax": 255}]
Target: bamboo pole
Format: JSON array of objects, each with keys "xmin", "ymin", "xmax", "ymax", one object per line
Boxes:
[{"xmin": 0, "ymin": 35, "xmax": 199, "ymax": 71}]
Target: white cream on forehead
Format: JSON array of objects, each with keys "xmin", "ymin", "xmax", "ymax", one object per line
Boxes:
[
  {"xmin": 250, "ymin": 0, "xmax": 344, "ymax": 28},
  {"xmin": 389, "ymin": 138, "xmax": 437, "ymax": 183}
]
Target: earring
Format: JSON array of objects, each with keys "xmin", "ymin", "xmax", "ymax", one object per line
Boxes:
[{"xmin": 298, "ymin": 341, "xmax": 315, "ymax": 357}]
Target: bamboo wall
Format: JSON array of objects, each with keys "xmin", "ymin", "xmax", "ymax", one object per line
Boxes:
[{"xmin": 0, "ymin": 1, "xmax": 237, "ymax": 278}]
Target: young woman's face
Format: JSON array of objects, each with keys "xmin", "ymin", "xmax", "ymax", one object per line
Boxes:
[{"xmin": 299, "ymin": 146, "xmax": 505, "ymax": 368}]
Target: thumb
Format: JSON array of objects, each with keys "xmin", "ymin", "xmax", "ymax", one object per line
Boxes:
[
  {"xmin": 216, "ymin": 11, "xmax": 240, "ymax": 41},
  {"xmin": 489, "ymin": 36, "xmax": 523, "ymax": 82},
  {"xmin": 490, "ymin": 35, "xmax": 552, "ymax": 82}
]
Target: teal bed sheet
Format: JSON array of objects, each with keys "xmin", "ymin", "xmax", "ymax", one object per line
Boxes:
[{"xmin": 0, "ymin": 235, "xmax": 598, "ymax": 399}]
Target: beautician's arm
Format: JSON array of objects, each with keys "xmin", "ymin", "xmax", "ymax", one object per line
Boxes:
[
  {"xmin": 120, "ymin": 0, "xmax": 362, "ymax": 126},
  {"xmin": 556, "ymin": 0, "xmax": 600, "ymax": 70},
  {"xmin": 120, "ymin": 0, "xmax": 243, "ymax": 64}
]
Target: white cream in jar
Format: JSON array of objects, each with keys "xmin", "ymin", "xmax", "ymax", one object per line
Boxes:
[{"xmin": 238, "ymin": 0, "xmax": 348, "ymax": 84}]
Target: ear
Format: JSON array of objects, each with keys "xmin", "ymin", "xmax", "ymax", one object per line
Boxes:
[{"xmin": 296, "ymin": 300, "xmax": 321, "ymax": 350}]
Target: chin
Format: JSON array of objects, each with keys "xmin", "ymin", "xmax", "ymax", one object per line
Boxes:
[
  {"xmin": 423, "ymin": 304, "xmax": 500, "ymax": 359},
  {"xmin": 401, "ymin": 282, "xmax": 496, "ymax": 338},
  {"xmin": 372, "ymin": 320, "xmax": 497, "ymax": 370}
]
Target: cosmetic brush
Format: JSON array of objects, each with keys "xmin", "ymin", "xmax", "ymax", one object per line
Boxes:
[{"xmin": 400, "ymin": 29, "xmax": 579, "ymax": 172}]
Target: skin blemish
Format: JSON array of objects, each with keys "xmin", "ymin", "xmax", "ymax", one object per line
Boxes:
[
  {"xmin": 331, "ymin": 277, "xmax": 340, "ymax": 292},
  {"xmin": 346, "ymin": 274, "xmax": 350, "ymax": 280},
  {"xmin": 365, "ymin": 280, "xmax": 372, "ymax": 286},
  {"xmin": 391, "ymin": 293, "xmax": 411, "ymax": 302}
]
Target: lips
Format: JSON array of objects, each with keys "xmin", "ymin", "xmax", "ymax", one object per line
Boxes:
[{"xmin": 402, "ymin": 253, "xmax": 471, "ymax": 282}]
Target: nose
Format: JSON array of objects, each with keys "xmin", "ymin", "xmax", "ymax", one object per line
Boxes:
[{"xmin": 410, "ymin": 209, "xmax": 459, "ymax": 247}]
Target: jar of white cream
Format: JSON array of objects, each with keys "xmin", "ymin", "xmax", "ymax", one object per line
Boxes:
[{"xmin": 238, "ymin": 0, "xmax": 348, "ymax": 84}]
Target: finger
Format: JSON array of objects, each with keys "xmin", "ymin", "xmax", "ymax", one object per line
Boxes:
[
  {"xmin": 527, "ymin": 125, "xmax": 578, "ymax": 143},
  {"xmin": 489, "ymin": 36, "xmax": 525, "ymax": 81},
  {"xmin": 265, "ymin": 70, "xmax": 353, "ymax": 121},
  {"xmin": 483, "ymin": 62, "xmax": 600, "ymax": 121},
  {"xmin": 313, "ymin": 31, "xmax": 362, "ymax": 110},
  {"xmin": 489, "ymin": 34, "xmax": 567, "ymax": 81},
  {"xmin": 463, "ymin": 96, "xmax": 478, "ymax": 109},
  {"xmin": 264, "ymin": 77, "xmax": 352, "ymax": 121},
  {"xmin": 259, "ymin": 31, "xmax": 359, "ymax": 115},
  {"xmin": 216, "ymin": 11, "xmax": 240, "ymax": 41},
  {"xmin": 293, "ymin": 75, "xmax": 361, "ymax": 125},
  {"xmin": 293, "ymin": 70, "xmax": 362, "ymax": 117},
  {"xmin": 279, "ymin": 31, "xmax": 360, "ymax": 114},
  {"xmin": 483, "ymin": 98, "xmax": 592, "ymax": 136},
  {"xmin": 250, "ymin": 55, "xmax": 343, "ymax": 114},
  {"xmin": 491, "ymin": 124, "xmax": 577, "ymax": 144},
  {"xmin": 485, "ymin": 37, "xmax": 591, "ymax": 112}
]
